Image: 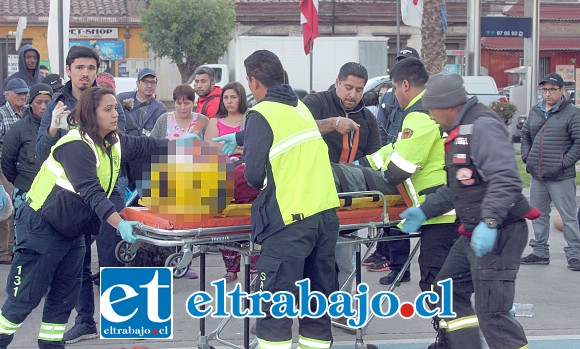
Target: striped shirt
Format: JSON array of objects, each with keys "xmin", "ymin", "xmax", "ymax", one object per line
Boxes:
[{"xmin": 0, "ymin": 102, "xmax": 24, "ymax": 158}]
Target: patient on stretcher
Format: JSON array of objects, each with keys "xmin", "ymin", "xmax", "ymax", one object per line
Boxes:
[{"xmin": 331, "ymin": 162, "xmax": 399, "ymax": 195}]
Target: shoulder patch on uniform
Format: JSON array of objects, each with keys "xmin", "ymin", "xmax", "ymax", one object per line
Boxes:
[{"xmin": 401, "ymin": 128, "xmax": 413, "ymax": 139}]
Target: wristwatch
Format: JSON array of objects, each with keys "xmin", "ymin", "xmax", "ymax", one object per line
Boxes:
[{"xmin": 483, "ymin": 218, "xmax": 498, "ymax": 229}]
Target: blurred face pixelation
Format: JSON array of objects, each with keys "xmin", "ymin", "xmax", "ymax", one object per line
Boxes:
[
  {"xmin": 137, "ymin": 139, "xmax": 235, "ymax": 222},
  {"xmin": 335, "ymin": 75, "xmax": 365, "ymax": 111},
  {"xmin": 96, "ymin": 93, "xmax": 119, "ymax": 138},
  {"xmin": 66, "ymin": 57, "xmax": 98, "ymax": 92}
]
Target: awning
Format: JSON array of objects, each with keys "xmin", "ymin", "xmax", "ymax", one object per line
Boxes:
[{"xmin": 481, "ymin": 37, "xmax": 580, "ymax": 51}]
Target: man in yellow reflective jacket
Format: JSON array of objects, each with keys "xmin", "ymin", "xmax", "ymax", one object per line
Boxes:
[
  {"xmin": 358, "ymin": 59, "xmax": 477, "ymax": 349},
  {"xmin": 242, "ymin": 50, "xmax": 340, "ymax": 349}
]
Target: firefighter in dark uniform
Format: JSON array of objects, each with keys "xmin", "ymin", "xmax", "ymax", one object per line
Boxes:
[
  {"xmin": 400, "ymin": 73, "xmax": 538, "ymax": 349},
  {"xmin": 242, "ymin": 50, "xmax": 340, "ymax": 349},
  {"xmin": 0, "ymin": 87, "xmax": 166, "ymax": 348},
  {"xmin": 357, "ymin": 58, "xmax": 460, "ymax": 348}
]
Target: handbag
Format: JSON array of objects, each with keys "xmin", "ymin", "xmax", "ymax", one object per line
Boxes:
[{"xmin": 40, "ymin": 189, "xmax": 99, "ymax": 238}]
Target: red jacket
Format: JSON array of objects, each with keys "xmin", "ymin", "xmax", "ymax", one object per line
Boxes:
[{"xmin": 195, "ymin": 86, "xmax": 222, "ymax": 118}]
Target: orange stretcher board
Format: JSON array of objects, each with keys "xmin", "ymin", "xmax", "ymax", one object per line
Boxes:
[{"xmin": 120, "ymin": 192, "xmax": 408, "ymax": 233}]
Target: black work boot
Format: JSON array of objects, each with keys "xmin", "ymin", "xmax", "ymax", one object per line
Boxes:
[{"xmin": 427, "ymin": 318, "xmax": 451, "ymax": 349}]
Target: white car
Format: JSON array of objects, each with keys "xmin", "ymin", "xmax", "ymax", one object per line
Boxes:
[{"xmin": 114, "ymin": 77, "xmax": 137, "ymax": 94}]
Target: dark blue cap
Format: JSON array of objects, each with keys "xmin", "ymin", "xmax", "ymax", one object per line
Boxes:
[
  {"xmin": 5, "ymin": 78, "xmax": 29, "ymax": 94},
  {"xmin": 137, "ymin": 68, "xmax": 157, "ymax": 81}
]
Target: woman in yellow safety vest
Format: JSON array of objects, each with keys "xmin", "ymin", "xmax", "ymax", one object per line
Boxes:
[{"xmin": 0, "ymin": 86, "xmax": 169, "ymax": 348}]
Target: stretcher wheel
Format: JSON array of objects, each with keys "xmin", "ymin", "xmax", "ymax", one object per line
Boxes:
[
  {"xmin": 165, "ymin": 252, "xmax": 189, "ymax": 278},
  {"xmin": 115, "ymin": 241, "xmax": 137, "ymax": 263}
]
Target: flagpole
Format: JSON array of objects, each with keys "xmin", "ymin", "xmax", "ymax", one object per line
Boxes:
[
  {"xmin": 58, "ymin": 0, "xmax": 64, "ymax": 76},
  {"xmin": 309, "ymin": 41, "xmax": 313, "ymax": 92}
]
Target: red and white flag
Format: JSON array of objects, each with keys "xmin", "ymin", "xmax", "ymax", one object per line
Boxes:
[
  {"xmin": 401, "ymin": 0, "xmax": 423, "ymax": 28},
  {"xmin": 300, "ymin": 0, "xmax": 319, "ymax": 55}
]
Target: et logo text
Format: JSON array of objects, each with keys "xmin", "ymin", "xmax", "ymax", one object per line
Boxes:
[{"xmin": 100, "ymin": 267, "xmax": 173, "ymax": 339}]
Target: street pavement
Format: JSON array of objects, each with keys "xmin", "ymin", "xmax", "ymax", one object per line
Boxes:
[{"xmin": 1, "ymin": 205, "xmax": 579, "ymax": 348}]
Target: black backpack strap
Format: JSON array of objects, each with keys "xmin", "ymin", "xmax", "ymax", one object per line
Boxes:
[{"xmin": 201, "ymin": 95, "xmax": 219, "ymax": 116}]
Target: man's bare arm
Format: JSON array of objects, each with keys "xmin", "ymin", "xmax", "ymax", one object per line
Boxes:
[{"xmin": 316, "ymin": 117, "xmax": 360, "ymax": 135}]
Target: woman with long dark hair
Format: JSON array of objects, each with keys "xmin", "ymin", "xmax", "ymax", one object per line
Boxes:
[
  {"xmin": 0, "ymin": 87, "xmax": 166, "ymax": 347},
  {"xmin": 205, "ymin": 82, "xmax": 258, "ymax": 282},
  {"xmin": 204, "ymin": 82, "xmax": 247, "ymax": 156}
]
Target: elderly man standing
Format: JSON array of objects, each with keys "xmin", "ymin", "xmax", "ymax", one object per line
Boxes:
[
  {"xmin": 400, "ymin": 73, "xmax": 537, "ymax": 349},
  {"xmin": 0, "ymin": 78, "xmax": 30, "ymax": 264},
  {"xmin": 520, "ymin": 73, "xmax": 580, "ymax": 271}
]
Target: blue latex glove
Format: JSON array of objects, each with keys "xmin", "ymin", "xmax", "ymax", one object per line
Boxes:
[
  {"xmin": 0, "ymin": 185, "xmax": 8, "ymax": 215},
  {"xmin": 118, "ymin": 220, "xmax": 139, "ymax": 244},
  {"xmin": 181, "ymin": 133, "xmax": 201, "ymax": 140},
  {"xmin": 399, "ymin": 207, "xmax": 427, "ymax": 233},
  {"xmin": 470, "ymin": 221, "xmax": 497, "ymax": 257},
  {"xmin": 212, "ymin": 133, "xmax": 238, "ymax": 156}
]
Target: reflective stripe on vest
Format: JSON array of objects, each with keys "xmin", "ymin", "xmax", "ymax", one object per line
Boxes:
[
  {"xmin": 370, "ymin": 152, "xmax": 385, "ymax": 170},
  {"xmin": 390, "ymin": 150, "xmax": 419, "ymax": 175},
  {"xmin": 404, "ymin": 175, "xmax": 455, "ymax": 224},
  {"xmin": 269, "ymin": 128, "xmax": 322, "ymax": 161},
  {"xmin": 251, "ymin": 100, "xmax": 339, "ymax": 225},
  {"xmin": 43, "ymin": 129, "xmax": 121, "ymax": 194},
  {"xmin": 27, "ymin": 129, "xmax": 121, "ymax": 211}
]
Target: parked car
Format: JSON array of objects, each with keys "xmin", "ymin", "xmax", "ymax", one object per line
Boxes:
[
  {"xmin": 365, "ymin": 74, "xmax": 507, "ymax": 107},
  {"xmin": 364, "ymin": 75, "xmax": 390, "ymax": 94},
  {"xmin": 114, "ymin": 77, "xmax": 137, "ymax": 94},
  {"xmin": 246, "ymin": 88, "xmax": 309, "ymax": 107}
]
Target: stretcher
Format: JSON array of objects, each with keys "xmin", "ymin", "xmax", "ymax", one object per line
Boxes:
[{"xmin": 117, "ymin": 190, "xmax": 420, "ymax": 349}]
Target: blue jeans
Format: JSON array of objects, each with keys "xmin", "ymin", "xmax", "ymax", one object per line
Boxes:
[{"xmin": 529, "ymin": 177, "xmax": 580, "ymax": 260}]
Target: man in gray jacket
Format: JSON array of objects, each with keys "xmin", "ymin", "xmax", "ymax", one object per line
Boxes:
[{"xmin": 520, "ymin": 73, "xmax": 580, "ymax": 271}]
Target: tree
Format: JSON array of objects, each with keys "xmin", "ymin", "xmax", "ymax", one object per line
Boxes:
[
  {"xmin": 141, "ymin": 0, "xmax": 237, "ymax": 83},
  {"xmin": 421, "ymin": 0, "xmax": 446, "ymax": 75}
]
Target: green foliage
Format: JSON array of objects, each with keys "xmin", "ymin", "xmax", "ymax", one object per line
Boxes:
[
  {"xmin": 489, "ymin": 100, "xmax": 518, "ymax": 125},
  {"xmin": 515, "ymin": 152, "xmax": 580, "ymax": 188},
  {"xmin": 515, "ymin": 155, "xmax": 531, "ymax": 188},
  {"xmin": 140, "ymin": 0, "xmax": 237, "ymax": 83}
]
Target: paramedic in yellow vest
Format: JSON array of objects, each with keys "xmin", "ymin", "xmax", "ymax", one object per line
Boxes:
[
  {"xmin": 357, "ymin": 59, "xmax": 474, "ymax": 349},
  {"xmin": 242, "ymin": 50, "xmax": 340, "ymax": 349},
  {"xmin": 0, "ymin": 87, "xmax": 168, "ymax": 348}
]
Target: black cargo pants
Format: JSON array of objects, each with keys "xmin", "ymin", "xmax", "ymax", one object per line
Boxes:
[
  {"xmin": 434, "ymin": 219, "xmax": 528, "ymax": 349},
  {"xmin": 255, "ymin": 209, "xmax": 339, "ymax": 345}
]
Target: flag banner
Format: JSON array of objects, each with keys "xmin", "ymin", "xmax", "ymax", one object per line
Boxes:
[
  {"xmin": 401, "ymin": 0, "xmax": 423, "ymax": 28},
  {"xmin": 47, "ymin": 0, "xmax": 71, "ymax": 76},
  {"xmin": 300, "ymin": 0, "xmax": 319, "ymax": 55}
]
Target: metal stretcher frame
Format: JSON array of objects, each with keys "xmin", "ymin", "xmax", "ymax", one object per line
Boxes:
[{"xmin": 117, "ymin": 190, "xmax": 420, "ymax": 349}]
